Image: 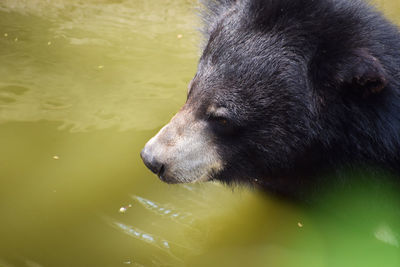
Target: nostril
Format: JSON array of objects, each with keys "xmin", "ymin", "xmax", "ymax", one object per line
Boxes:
[
  {"xmin": 148, "ymin": 161, "xmax": 163, "ymax": 175},
  {"xmin": 158, "ymin": 164, "xmax": 165, "ymax": 176},
  {"xmin": 140, "ymin": 148, "xmax": 164, "ymax": 175}
]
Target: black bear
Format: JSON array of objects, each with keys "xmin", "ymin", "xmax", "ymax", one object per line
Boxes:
[{"xmin": 141, "ymin": 0, "xmax": 400, "ymax": 198}]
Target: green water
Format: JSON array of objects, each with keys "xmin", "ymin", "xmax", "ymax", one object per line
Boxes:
[{"xmin": 0, "ymin": 1, "xmax": 399, "ymax": 266}]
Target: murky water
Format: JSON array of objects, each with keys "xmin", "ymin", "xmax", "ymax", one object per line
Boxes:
[{"xmin": 0, "ymin": 1, "xmax": 399, "ymax": 266}]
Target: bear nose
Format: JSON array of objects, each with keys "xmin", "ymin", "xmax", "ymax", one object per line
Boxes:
[{"xmin": 140, "ymin": 148, "xmax": 165, "ymax": 176}]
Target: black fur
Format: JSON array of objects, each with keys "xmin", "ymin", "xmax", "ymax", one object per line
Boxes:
[{"xmin": 190, "ymin": 0, "xmax": 400, "ymax": 198}]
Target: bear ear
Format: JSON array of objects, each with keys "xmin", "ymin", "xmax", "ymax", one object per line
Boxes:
[{"xmin": 335, "ymin": 48, "xmax": 388, "ymax": 98}]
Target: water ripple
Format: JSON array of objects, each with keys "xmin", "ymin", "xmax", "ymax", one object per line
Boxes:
[
  {"xmin": 132, "ymin": 195, "xmax": 195, "ymax": 225},
  {"xmin": 110, "ymin": 221, "xmax": 185, "ymax": 263}
]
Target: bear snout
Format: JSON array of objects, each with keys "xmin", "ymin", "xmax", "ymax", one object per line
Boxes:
[
  {"xmin": 140, "ymin": 148, "xmax": 165, "ymax": 176},
  {"xmin": 141, "ymin": 146, "xmax": 180, "ymax": 184},
  {"xmin": 141, "ymin": 109, "xmax": 224, "ymax": 184}
]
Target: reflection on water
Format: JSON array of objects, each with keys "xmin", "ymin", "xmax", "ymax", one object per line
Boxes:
[
  {"xmin": 132, "ymin": 195, "xmax": 195, "ymax": 224},
  {"xmin": 111, "ymin": 222, "xmax": 176, "ymax": 259},
  {"xmin": 0, "ymin": 0, "xmax": 399, "ymax": 266}
]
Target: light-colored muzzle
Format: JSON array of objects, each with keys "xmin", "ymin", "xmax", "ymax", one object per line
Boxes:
[{"xmin": 141, "ymin": 108, "xmax": 223, "ymax": 183}]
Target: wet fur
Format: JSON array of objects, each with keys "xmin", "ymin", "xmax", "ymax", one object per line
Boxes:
[{"xmin": 194, "ymin": 0, "xmax": 400, "ymax": 198}]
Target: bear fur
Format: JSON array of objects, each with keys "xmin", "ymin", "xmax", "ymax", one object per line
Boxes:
[{"xmin": 142, "ymin": 0, "xmax": 400, "ymax": 199}]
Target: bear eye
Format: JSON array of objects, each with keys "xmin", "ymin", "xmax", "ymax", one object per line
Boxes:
[
  {"xmin": 207, "ymin": 114, "xmax": 237, "ymax": 136},
  {"xmin": 208, "ymin": 114, "xmax": 229, "ymax": 126},
  {"xmin": 206, "ymin": 106, "xmax": 234, "ymax": 133},
  {"xmin": 206, "ymin": 111, "xmax": 239, "ymax": 136},
  {"xmin": 219, "ymin": 118, "xmax": 228, "ymax": 125}
]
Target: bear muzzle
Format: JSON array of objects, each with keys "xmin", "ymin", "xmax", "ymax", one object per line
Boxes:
[
  {"xmin": 140, "ymin": 147, "xmax": 180, "ymax": 184},
  {"xmin": 141, "ymin": 109, "xmax": 224, "ymax": 184}
]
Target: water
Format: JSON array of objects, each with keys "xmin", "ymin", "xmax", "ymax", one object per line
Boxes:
[{"xmin": 0, "ymin": 1, "xmax": 399, "ymax": 266}]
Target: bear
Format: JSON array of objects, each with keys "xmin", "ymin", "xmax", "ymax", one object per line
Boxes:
[{"xmin": 141, "ymin": 0, "xmax": 400, "ymax": 199}]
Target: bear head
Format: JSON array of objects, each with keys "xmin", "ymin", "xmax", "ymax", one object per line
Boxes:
[{"xmin": 141, "ymin": 0, "xmax": 399, "ymax": 195}]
